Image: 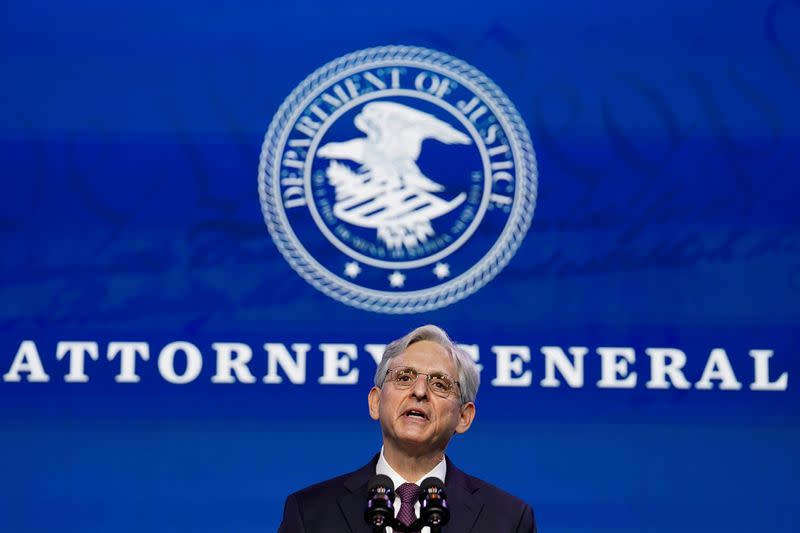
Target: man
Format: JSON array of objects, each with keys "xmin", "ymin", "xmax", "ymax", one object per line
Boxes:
[{"xmin": 278, "ymin": 325, "xmax": 536, "ymax": 532}]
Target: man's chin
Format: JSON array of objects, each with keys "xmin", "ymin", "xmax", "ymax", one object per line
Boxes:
[
  {"xmin": 392, "ymin": 429, "xmax": 439, "ymax": 453},
  {"xmin": 395, "ymin": 426, "xmax": 429, "ymax": 441}
]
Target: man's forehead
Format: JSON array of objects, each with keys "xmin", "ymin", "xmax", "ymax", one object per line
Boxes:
[{"xmin": 395, "ymin": 340, "xmax": 457, "ymax": 374}]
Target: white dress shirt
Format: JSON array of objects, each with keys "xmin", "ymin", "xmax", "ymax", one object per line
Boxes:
[{"xmin": 375, "ymin": 447, "xmax": 447, "ymax": 533}]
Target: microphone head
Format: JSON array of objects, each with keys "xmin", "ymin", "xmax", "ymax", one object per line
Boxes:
[
  {"xmin": 368, "ymin": 474, "xmax": 395, "ymax": 494},
  {"xmin": 365, "ymin": 475, "xmax": 395, "ymax": 527},
  {"xmin": 419, "ymin": 476, "xmax": 445, "ymax": 492},
  {"xmin": 419, "ymin": 476, "xmax": 450, "ymax": 526}
]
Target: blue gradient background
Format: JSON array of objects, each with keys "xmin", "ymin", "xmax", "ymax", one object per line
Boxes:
[{"xmin": 1, "ymin": 0, "xmax": 799, "ymax": 531}]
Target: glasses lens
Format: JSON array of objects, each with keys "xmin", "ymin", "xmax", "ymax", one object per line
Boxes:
[
  {"xmin": 392, "ymin": 367, "xmax": 417, "ymax": 387},
  {"xmin": 428, "ymin": 374, "xmax": 454, "ymax": 396},
  {"xmin": 388, "ymin": 367, "xmax": 456, "ymax": 397}
]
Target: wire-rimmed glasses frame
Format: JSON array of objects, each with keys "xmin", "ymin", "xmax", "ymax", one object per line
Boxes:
[{"xmin": 384, "ymin": 366, "xmax": 461, "ymax": 399}]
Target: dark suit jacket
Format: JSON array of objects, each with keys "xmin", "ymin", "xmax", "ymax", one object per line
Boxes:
[{"xmin": 277, "ymin": 455, "xmax": 536, "ymax": 532}]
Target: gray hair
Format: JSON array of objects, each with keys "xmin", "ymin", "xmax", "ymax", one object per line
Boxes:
[{"xmin": 374, "ymin": 324, "xmax": 480, "ymax": 404}]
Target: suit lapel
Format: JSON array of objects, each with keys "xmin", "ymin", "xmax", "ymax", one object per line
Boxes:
[
  {"xmin": 444, "ymin": 458, "xmax": 483, "ymax": 533},
  {"xmin": 335, "ymin": 455, "xmax": 483, "ymax": 532},
  {"xmin": 337, "ymin": 455, "xmax": 379, "ymax": 533}
]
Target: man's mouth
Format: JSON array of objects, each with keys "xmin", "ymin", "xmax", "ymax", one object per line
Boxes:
[{"xmin": 403, "ymin": 409, "xmax": 428, "ymax": 420}]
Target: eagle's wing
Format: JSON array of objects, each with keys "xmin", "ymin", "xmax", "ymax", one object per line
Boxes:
[
  {"xmin": 361, "ymin": 102, "xmax": 471, "ymax": 152},
  {"xmin": 317, "ymin": 138, "xmax": 367, "ymax": 163},
  {"xmin": 414, "ymin": 114, "xmax": 471, "ymax": 145},
  {"xmin": 401, "ymin": 161, "xmax": 444, "ymax": 192}
]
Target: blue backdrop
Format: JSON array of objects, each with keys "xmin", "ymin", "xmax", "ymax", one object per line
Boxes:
[{"xmin": 1, "ymin": 1, "xmax": 798, "ymax": 531}]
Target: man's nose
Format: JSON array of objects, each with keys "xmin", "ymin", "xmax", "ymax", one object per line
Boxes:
[{"xmin": 411, "ymin": 375, "xmax": 429, "ymax": 398}]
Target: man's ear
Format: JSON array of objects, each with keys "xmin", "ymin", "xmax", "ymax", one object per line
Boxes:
[
  {"xmin": 454, "ymin": 402, "xmax": 476, "ymax": 434},
  {"xmin": 368, "ymin": 386, "xmax": 381, "ymax": 421}
]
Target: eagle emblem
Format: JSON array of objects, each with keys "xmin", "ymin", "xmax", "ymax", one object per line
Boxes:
[
  {"xmin": 318, "ymin": 102, "xmax": 470, "ymax": 251},
  {"xmin": 259, "ymin": 46, "xmax": 537, "ymax": 313}
]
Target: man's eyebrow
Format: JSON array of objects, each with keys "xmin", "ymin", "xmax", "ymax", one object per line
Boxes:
[{"xmin": 423, "ymin": 369, "xmax": 453, "ymax": 376}]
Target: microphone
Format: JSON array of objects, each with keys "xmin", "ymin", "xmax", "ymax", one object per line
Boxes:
[
  {"xmin": 419, "ymin": 477, "xmax": 450, "ymax": 530},
  {"xmin": 364, "ymin": 474, "xmax": 395, "ymax": 531}
]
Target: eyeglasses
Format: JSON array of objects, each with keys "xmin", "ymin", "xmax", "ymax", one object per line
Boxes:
[{"xmin": 384, "ymin": 366, "xmax": 460, "ymax": 399}]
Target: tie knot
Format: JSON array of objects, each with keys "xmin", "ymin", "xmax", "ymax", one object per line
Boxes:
[{"xmin": 396, "ymin": 482, "xmax": 420, "ymax": 504}]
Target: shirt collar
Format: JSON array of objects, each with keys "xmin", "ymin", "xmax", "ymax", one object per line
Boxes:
[{"xmin": 376, "ymin": 446, "xmax": 447, "ymax": 488}]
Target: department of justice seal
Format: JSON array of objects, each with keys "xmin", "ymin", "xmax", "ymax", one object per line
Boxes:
[{"xmin": 258, "ymin": 45, "xmax": 537, "ymax": 313}]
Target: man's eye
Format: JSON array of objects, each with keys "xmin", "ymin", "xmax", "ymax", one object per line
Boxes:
[
  {"xmin": 396, "ymin": 371, "xmax": 415, "ymax": 381},
  {"xmin": 430, "ymin": 378, "xmax": 450, "ymax": 391}
]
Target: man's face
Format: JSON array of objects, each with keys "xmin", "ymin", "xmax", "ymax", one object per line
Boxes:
[{"xmin": 368, "ymin": 340, "xmax": 475, "ymax": 455}]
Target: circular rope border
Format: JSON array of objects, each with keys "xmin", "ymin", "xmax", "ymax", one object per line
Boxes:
[{"xmin": 258, "ymin": 45, "xmax": 538, "ymax": 313}]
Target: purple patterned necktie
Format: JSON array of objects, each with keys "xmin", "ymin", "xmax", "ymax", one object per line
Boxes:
[{"xmin": 396, "ymin": 482, "xmax": 421, "ymax": 531}]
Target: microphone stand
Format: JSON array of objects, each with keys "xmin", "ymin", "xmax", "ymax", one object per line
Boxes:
[
  {"xmin": 389, "ymin": 517, "xmax": 441, "ymax": 533},
  {"xmin": 367, "ymin": 511, "xmax": 391, "ymax": 533}
]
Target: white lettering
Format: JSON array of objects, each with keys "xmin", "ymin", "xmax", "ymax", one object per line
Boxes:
[
  {"xmin": 308, "ymin": 105, "xmax": 328, "ymax": 121},
  {"xmin": 263, "ymin": 343, "xmax": 309, "ymax": 384},
  {"xmin": 695, "ymin": 348, "xmax": 742, "ymax": 390},
  {"xmin": 363, "ymin": 71, "xmax": 387, "ymax": 90},
  {"xmin": 749, "ymin": 349, "xmax": 787, "ymax": 391},
  {"xmin": 211, "ymin": 342, "xmax": 256, "ymax": 384},
  {"xmin": 483, "ymin": 124, "xmax": 499, "ymax": 145},
  {"xmin": 597, "ymin": 347, "xmax": 637, "ymax": 388},
  {"xmin": 3, "ymin": 340, "xmax": 50, "ymax": 382},
  {"xmin": 282, "ymin": 186, "xmax": 306, "ymax": 209},
  {"xmin": 56, "ymin": 341, "xmax": 99, "ymax": 383},
  {"xmin": 645, "ymin": 348, "xmax": 691, "ymax": 389},
  {"xmin": 490, "ymin": 160, "xmax": 514, "ymax": 171},
  {"xmin": 540, "ymin": 346, "xmax": 586, "ymax": 388},
  {"xmin": 108, "ymin": 342, "xmax": 149, "ymax": 383},
  {"xmin": 414, "ymin": 72, "xmax": 450, "ymax": 98},
  {"xmin": 321, "ymin": 93, "xmax": 344, "ymax": 108},
  {"xmin": 282, "ymin": 150, "xmax": 304, "ymax": 170},
  {"xmin": 492, "ymin": 171, "xmax": 514, "ymax": 184},
  {"xmin": 457, "ymin": 96, "xmax": 488, "ymax": 123},
  {"xmin": 158, "ymin": 341, "xmax": 203, "ymax": 385},
  {"xmin": 295, "ymin": 116, "xmax": 321, "ymax": 138},
  {"xmin": 288, "ymin": 138, "xmax": 311, "ymax": 149},
  {"xmin": 318, "ymin": 343, "xmax": 359, "ymax": 384},
  {"xmin": 491, "ymin": 346, "xmax": 531, "ymax": 386},
  {"xmin": 489, "ymin": 193, "xmax": 512, "ymax": 206},
  {"xmin": 487, "ymin": 144, "xmax": 510, "ymax": 157},
  {"xmin": 1, "ymin": 339, "xmax": 787, "ymax": 393},
  {"xmin": 332, "ymin": 80, "xmax": 359, "ymax": 102}
]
